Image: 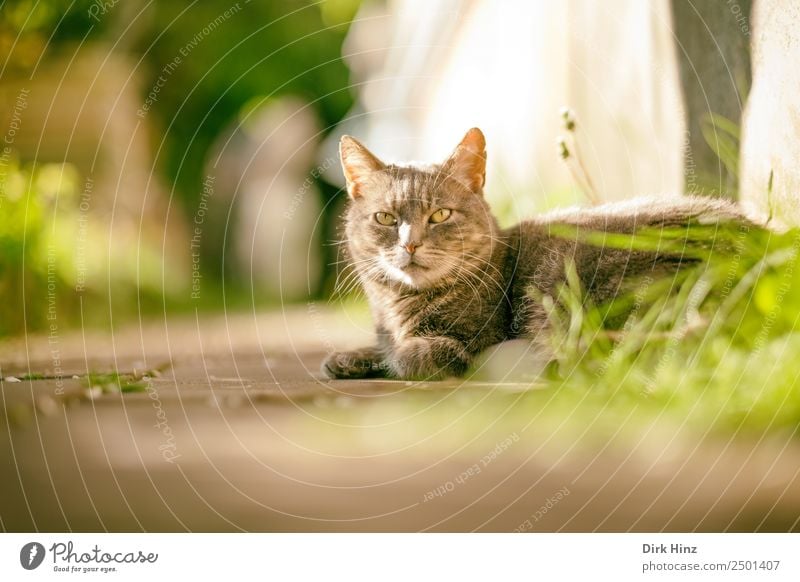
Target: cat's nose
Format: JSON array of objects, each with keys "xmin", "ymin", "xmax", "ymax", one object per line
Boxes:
[{"xmin": 404, "ymin": 243, "xmax": 418, "ymax": 254}]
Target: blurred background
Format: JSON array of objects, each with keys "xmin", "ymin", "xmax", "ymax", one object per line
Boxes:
[{"xmin": 0, "ymin": 0, "xmax": 795, "ymax": 336}]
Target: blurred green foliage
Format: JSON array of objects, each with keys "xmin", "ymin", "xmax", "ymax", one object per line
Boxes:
[
  {"xmin": 139, "ymin": 0, "xmax": 355, "ymax": 209},
  {"xmin": 0, "ymin": 1, "xmax": 358, "ymax": 335},
  {"xmin": 1, "ymin": 0, "xmax": 355, "ymax": 204},
  {"xmin": 0, "ymin": 0, "xmax": 110, "ymax": 73},
  {"xmin": 0, "ymin": 157, "xmax": 165, "ymax": 336},
  {"xmin": 0, "ymin": 158, "xmax": 78, "ymax": 334}
]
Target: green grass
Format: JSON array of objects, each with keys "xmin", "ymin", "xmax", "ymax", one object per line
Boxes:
[
  {"xmin": 17, "ymin": 373, "xmax": 48, "ymax": 381},
  {"xmin": 83, "ymin": 365, "xmax": 170, "ymax": 394},
  {"xmin": 533, "ymin": 222, "xmax": 800, "ymax": 436}
]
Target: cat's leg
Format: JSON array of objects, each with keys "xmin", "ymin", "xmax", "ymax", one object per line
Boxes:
[
  {"xmin": 388, "ymin": 337, "xmax": 471, "ymax": 380},
  {"xmin": 321, "ymin": 346, "xmax": 387, "ymax": 379}
]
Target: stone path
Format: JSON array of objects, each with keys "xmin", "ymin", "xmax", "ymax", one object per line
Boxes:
[{"xmin": 1, "ymin": 306, "xmax": 798, "ymax": 532}]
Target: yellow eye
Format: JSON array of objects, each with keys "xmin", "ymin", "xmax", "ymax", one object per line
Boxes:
[
  {"xmin": 374, "ymin": 212, "xmax": 397, "ymax": 226},
  {"xmin": 429, "ymin": 208, "xmax": 451, "ymax": 223}
]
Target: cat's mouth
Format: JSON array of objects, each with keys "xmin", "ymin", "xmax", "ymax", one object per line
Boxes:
[
  {"xmin": 394, "ymin": 253, "xmax": 428, "ymax": 270},
  {"xmin": 379, "ymin": 252, "xmax": 441, "ymax": 288}
]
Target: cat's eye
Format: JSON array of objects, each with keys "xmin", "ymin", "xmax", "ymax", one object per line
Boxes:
[
  {"xmin": 374, "ymin": 212, "xmax": 397, "ymax": 226},
  {"xmin": 429, "ymin": 208, "xmax": 452, "ymax": 224}
]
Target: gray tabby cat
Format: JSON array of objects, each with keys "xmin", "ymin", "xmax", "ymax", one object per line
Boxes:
[{"xmin": 322, "ymin": 128, "xmax": 750, "ymax": 380}]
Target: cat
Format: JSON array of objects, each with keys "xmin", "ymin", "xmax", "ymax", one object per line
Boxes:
[{"xmin": 322, "ymin": 127, "xmax": 753, "ymax": 380}]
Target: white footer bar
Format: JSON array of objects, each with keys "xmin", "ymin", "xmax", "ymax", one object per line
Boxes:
[{"xmin": 1, "ymin": 533, "xmax": 797, "ymax": 581}]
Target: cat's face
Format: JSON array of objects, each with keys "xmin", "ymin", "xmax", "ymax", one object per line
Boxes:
[{"xmin": 340, "ymin": 128, "xmax": 498, "ymax": 290}]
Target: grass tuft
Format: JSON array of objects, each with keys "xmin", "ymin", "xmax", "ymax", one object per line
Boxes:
[{"xmin": 535, "ymin": 223, "xmax": 800, "ymax": 435}]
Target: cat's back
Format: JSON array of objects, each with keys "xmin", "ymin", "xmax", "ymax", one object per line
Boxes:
[
  {"xmin": 502, "ymin": 195, "xmax": 757, "ymax": 336},
  {"xmin": 506, "ymin": 195, "xmax": 750, "ymax": 282},
  {"xmin": 529, "ymin": 195, "xmax": 749, "ymax": 232}
]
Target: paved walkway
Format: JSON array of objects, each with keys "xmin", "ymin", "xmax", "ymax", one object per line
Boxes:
[{"xmin": 1, "ymin": 306, "xmax": 798, "ymax": 531}]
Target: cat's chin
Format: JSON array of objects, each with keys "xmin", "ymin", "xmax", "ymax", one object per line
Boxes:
[{"xmin": 382, "ymin": 262, "xmax": 443, "ymax": 290}]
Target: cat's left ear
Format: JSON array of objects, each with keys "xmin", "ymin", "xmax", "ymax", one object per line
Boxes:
[{"xmin": 444, "ymin": 127, "xmax": 487, "ymax": 194}]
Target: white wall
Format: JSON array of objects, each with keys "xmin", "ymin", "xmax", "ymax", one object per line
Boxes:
[
  {"xmin": 740, "ymin": 0, "xmax": 800, "ymax": 227},
  {"xmin": 326, "ymin": 0, "xmax": 685, "ymax": 224}
]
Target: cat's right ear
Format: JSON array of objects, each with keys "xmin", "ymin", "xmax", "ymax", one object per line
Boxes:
[
  {"xmin": 443, "ymin": 127, "xmax": 487, "ymax": 194},
  {"xmin": 340, "ymin": 136, "xmax": 385, "ymax": 198}
]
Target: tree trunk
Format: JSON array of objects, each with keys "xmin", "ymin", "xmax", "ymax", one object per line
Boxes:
[{"xmin": 670, "ymin": 0, "xmax": 753, "ymax": 199}]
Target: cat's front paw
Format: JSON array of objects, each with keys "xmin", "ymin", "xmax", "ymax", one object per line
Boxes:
[
  {"xmin": 389, "ymin": 337, "xmax": 470, "ymax": 380},
  {"xmin": 321, "ymin": 348, "xmax": 385, "ymax": 379}
]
